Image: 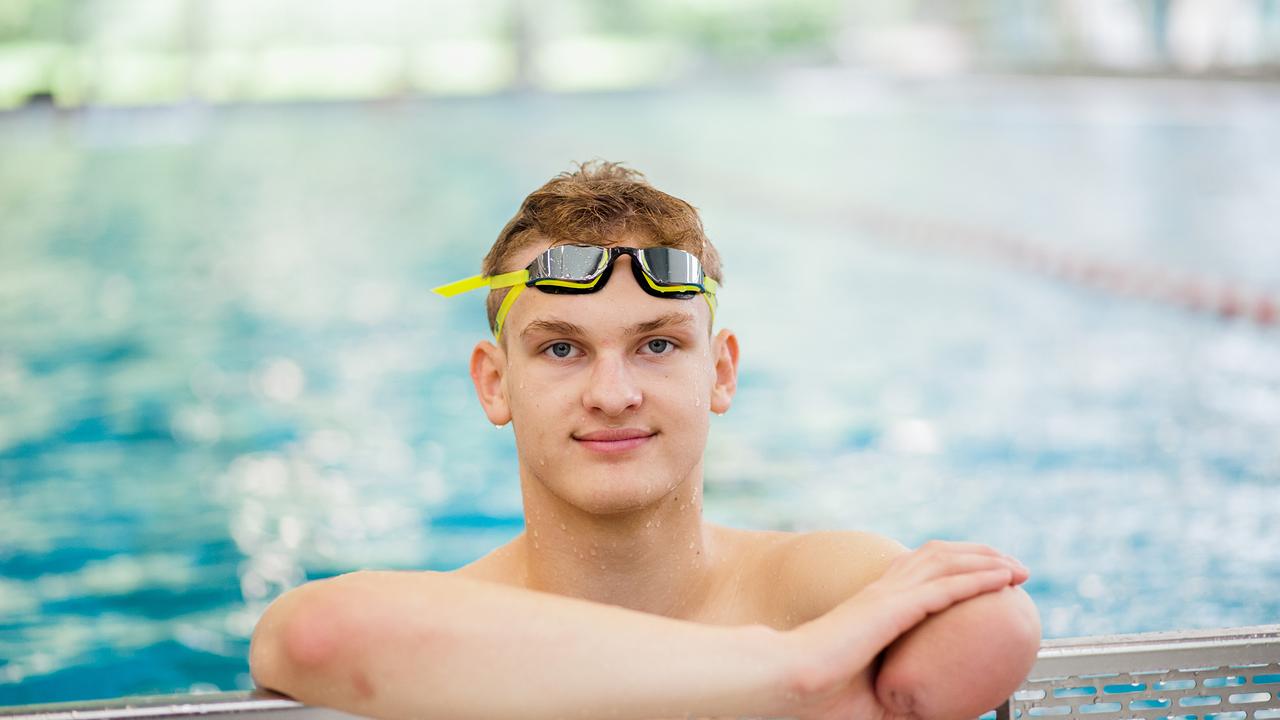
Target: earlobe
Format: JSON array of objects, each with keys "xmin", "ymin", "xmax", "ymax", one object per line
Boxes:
[
  {"xmin": 470, "ymin": 341, "xmax": 512, "ymax": 426},
  {"xmin": 709, "ymin": 329, "xmax": 739, "ymax": 415}
]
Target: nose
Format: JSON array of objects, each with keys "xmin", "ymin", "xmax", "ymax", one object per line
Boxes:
[{"xmin": 582, "ymin": 351, "xmax": 642, "ymax": 417}]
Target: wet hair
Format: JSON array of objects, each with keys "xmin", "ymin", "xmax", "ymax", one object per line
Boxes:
[{"xmin": 480, "ymin": 160, "xmax": 723, "ymax": 334}]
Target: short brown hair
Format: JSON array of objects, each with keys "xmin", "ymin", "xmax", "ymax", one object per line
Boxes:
[{"xmin": 481, "ymin": 160, "xmax": 723, "ymax": 333}]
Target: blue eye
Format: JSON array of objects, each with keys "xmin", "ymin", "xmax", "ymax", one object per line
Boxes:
[
  {"xmin": 547, "ymin": 342, "xmax": 574, "ymax": 358},
  {"xmin": 645, "ymin": 339, "xmax": 673, "ymax": 354}
]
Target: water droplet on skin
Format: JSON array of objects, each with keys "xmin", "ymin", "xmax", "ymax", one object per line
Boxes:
[
  {"xmin": 589, "ymin": 547, "xmax": 597, "ymax": 556},
  {"xmin": 559, "ymin": 523, "xmax": 566, "ymax": 531},
  {"xmin": 688, "ymin": 542, "xmax": 695, "ymax": 549},
  {"xmin": 645, "ymin": 520, "xmax": 652, "ymax": 528},
  {"xmin": 533, "ymin": 541, "xmax": 540, "ymax": 549},
  {"xmin": 599, "ymin": 564, "xmax": 606, "ymax": 570}
]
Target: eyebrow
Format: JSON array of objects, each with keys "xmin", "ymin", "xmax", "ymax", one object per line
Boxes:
[
  {"xmin": 520, "ymin": 319, "xmax": 586, "ymax": 341},
  {"xmin": 519, "ymin": 311, "xmax": 696, "ymax": 342},
  {"xmin": 625, "ymin": 311, "xmax": 696, "ymax": 337}
]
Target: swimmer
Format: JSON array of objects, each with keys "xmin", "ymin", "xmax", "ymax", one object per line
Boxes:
[{"xmin": 248, "ymin": 161, "xmax": 1041, "ymax": 720}]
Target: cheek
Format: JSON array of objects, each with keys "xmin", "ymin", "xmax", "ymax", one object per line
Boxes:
[
  {"xmin": 655, "ymin": 366, "xmax": 714, "ymax": 418},
  {"xmin": 662, "ymin": 404, "xmax": 711, "ymax": 467},
  {"xmin": 510, "ymin": 400, "xmax": 555, "ymax": 460},
  {"xmin": 508, "ymin": 375, "xmax": 578, "ymax": 428}
]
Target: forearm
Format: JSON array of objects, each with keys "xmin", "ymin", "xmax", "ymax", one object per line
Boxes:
[
  {"xmin": 874, "ymin": 586, "xmax": 1041, "ymax": 720},
  {"xmin": 251, "ymin": 570, "xmax": 798, "ymax": 720}
]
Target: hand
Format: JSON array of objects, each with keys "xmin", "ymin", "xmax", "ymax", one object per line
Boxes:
[{"xmin": 779, "ymin": 541, "xmax": 1029, "ymax": 720}]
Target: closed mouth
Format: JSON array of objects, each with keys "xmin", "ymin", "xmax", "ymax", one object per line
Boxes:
[{"xmin": 573, "ymin": 428, "xmax": 657, "ymax": 453}]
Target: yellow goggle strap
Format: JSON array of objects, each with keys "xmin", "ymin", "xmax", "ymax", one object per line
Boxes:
[
  {"xmin": 701, "ymin": 277, "xmax": 718, "ymax": 322},
  {"xmin": 431, "ymin": 274, "xmax": 487, "ymax": 297},
  {"xmin": 431, "ymin": 269, "xmax": 530, "ymax": 297},
  {"xmin": 493, "ymin": 282, "xmax": 526, "ymax": 341},
  {"xmin": 432, "ymin": 269, "xmax": 532, "ymax": 342}
]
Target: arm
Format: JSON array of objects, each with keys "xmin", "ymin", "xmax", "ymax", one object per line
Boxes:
[
  {"xmin": 876, "ymin": 583, "xmax": 1041, "ymax": 720},
  {"xmin": 776, "ymin": 537, "xmax": 1040, "ymax": 720},
  {"xmin": 250, "ymin": 569, "xmax": 800, "ymax": 720}
]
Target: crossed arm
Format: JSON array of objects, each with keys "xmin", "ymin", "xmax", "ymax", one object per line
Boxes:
[
  {"xmin": 780, "ymin": 535, "xmax": 1042, "ymax": 719},
  {"xmin": 250, "ymin": 539, "xmax": 1041, "ymax": 720}
]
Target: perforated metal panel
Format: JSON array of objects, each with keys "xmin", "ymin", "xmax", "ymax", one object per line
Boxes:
[
  {"xmin": 998, "ymin": 625, "xmax": 1280, "ymax": 720},
  {"xmin": 0, "ymin": 692, "xmax": 361, "ymax": 720}
]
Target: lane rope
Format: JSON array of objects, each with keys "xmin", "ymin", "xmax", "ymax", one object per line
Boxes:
[
  {"xmin": 837, "ymin": 204, "xmax": 1278, "ymax": 328},
  {"xmin": 660, "ymin": 158, "xmax": 1277, "ymax": 329}
]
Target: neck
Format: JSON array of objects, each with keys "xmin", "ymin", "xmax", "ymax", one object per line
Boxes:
[{"xmin": 513, "ymin": 465, "xmax": 718, "ymax": 619}]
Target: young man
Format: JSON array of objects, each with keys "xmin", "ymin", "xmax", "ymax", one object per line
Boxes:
[{"xmin": 249, "ymin": 161, "xmax": 1041, "ymax": 720}]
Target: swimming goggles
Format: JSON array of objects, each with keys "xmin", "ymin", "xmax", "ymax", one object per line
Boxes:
[{"xmin": 433, "ymin": 244, "xmax": 719, "ymax": 340}]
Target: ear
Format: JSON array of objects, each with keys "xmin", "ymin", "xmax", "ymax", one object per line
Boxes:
[
  {"xmin": 470, "ymin": 340, "xmax": 511, "ymax": 425},
  {"xmin": 708, "ymin": 328, "xmax": 739, "ymax": 415}
]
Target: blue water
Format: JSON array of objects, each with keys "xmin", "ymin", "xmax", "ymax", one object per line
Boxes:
[{"xmin": 2, "ymin": 75, "xmax": 1279, "ymax": 706}]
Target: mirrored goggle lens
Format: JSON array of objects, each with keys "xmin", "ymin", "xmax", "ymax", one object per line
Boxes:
[
  {"xmin": 532, "ymin": 245, "xmax": 607, "ymax": 281},
  {"xmin": 637, "ymin": 247, "xmax": 704, "ymax": 287}
]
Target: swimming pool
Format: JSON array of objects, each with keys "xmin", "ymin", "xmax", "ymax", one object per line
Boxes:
[{"xmin": 2, "ymin": 74, "xmax": 1278, "ymax": 706}]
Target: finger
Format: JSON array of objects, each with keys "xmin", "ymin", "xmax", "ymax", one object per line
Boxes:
[
  {"xmin": 908, "ymin": 542, "xmax": 1028, "ymax": 580},
  {"xmin": 913, "ymin": 567, "xmax": 1016, "ymax": 617},
  {"xmin": 916, "ymin": 540, "xmax": 1004, "ymax": 556},
  {"xmin": 891, "ymin": 550, "xmax": 1025, "ymax": 586},
  {"xmin": 895, "ymin": 545, "xmax": 1015, "ymax": 578},
  {"xmin": 1010, "ymin": 562, "xmax": 1031, "ymax": 585},
  {"xmin": 866, "ymin": 567, "xmax": 1015, "ymax": 644}
]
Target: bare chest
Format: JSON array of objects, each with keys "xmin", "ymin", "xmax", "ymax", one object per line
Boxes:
[{"xmin": 453, "ymin": 527, "xmax": 804, "ymax": 629}]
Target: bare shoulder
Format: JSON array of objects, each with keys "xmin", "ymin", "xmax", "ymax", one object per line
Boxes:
[
  {"xmin": 780, "ymin": 529, "xmax": 909, "ymax": 569},
  {"xmin": 449, "ymin": 537, "xmax": 527, "ymax": 587},
  {"xmin": 750, "ymin": 529, "xmax": 910, "ymax": 628}
]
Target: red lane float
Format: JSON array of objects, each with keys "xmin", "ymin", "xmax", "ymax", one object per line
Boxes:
[{"xmin": 843, "ymin": 204, "xmax": 1279, "ymax": 330}]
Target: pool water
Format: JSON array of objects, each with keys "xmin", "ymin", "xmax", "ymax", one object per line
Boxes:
[{"xmin": 2, "ymin": 75, "xmax": 1279, "ymax": 706}]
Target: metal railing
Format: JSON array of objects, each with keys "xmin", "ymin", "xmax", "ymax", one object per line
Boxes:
[
  {"xmin": 3, "ymin": 624, "xmax": 1278, "ymax": 720},
  {"xmin": 0, "ymin": 692, "xmax": 360, "ymax": 720},
  {"xmin": 1001, "ymin": 624, "xmax": 1280, "ymax": 719}
]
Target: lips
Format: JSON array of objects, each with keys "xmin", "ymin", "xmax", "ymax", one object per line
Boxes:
[{"xmin": 573, "ymin": 428, "xmax": 656, "ymax": 453}]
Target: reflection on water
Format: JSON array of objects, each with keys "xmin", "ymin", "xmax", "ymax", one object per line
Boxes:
[{"xmin": 1, "ymin": 76, "xmax": 1279, "ymax": 704}]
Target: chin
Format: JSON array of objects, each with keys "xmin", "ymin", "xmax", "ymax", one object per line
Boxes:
[
  {"xmin": 578, "ymin": 484, "xmax": 664, "ymax": 515},
  {"xmin": 527, "ymin": 456, "xmax": 694, "ymax": 514},
  {"xmin": 569, "ymin": 471, "xmax": 682, "ymax": 516}
]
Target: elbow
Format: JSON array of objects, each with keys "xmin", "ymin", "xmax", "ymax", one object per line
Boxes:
[
  {"xmin": 249, "ymin": 595, "xmax": 293, "ymax": 695},
  {"xmin": 876, "ymin": 586, "xmax": 1042, "ymax": 720},
  {"xmin": 1000, "ymin": 586, "xmax": 1044, "ymax": 686},
  {"xmin": 249, "ymin": 576, "xmax": 357, "ymax": 698},
  {"xmin": 988, "ymin": 586, "xmax": 1042, "ymax": 688}
]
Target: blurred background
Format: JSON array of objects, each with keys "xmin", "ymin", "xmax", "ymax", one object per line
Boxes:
[
  {"xmin": 2, "ymin": 0, "xmax": 1280, "ymax": 708},
  {"xmin": 3, "ymin": 0, "xmax": 1280, "ymax": 106}
]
